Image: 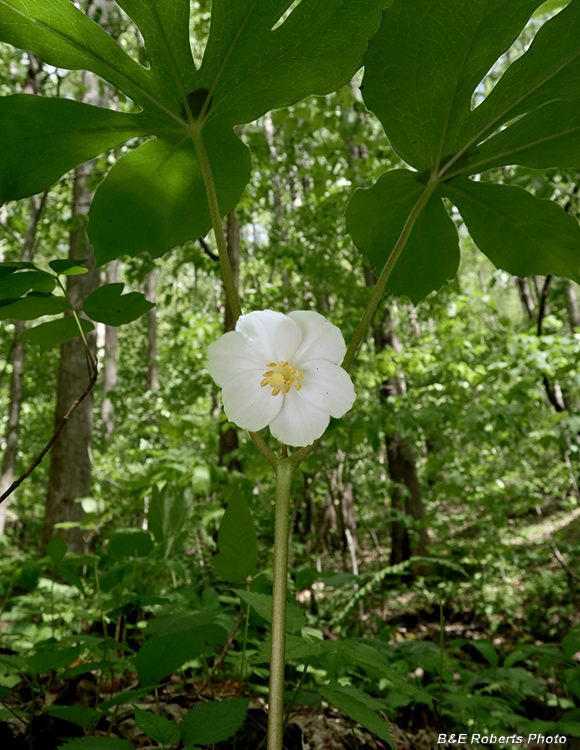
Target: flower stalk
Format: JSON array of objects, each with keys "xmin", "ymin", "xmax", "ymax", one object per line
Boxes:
[{"xmin": 267, "ymin": 458, "xmax": 294, "ymax": 750}]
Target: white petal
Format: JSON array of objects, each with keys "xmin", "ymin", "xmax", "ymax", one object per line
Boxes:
[
  {"xmin": 300, "ymin": 360, "xmax": 356, "ymax": 418},
  {"xmin": 207, "ymin": 331, "xmax": 262, "ymax": 387},
  {"xmin": 269, "ymin": 388, "xmax": 330, "ymax": 447},
  {"xmin": 288, "ymin": 311, "xmax": 346, "ymax": 365},
  {"xmin": 221, "ymin": 369, "xmax": 283, "ymax": 431},
  {"xmin": 236, "ymin": 310, "xmax": 302, "ymax": 363}
]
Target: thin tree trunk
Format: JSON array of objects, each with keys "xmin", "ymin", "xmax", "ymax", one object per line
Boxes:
[
  {"xmin": 101, "ymin": 260, "xmax": 118, "ymax": 438},
  {"xmin": 566, "ymin": 281, "xmax": 580, "ymax": 331},
  {"xmin": 366, "ymin": 271, "xmax": 430, "ymax": 570},
  {"xmin": 0, "ymin": 54, "xmax": 45, "ymax": 534},
  {"xmin": 42, "ymin": 41, "xmax": 112, "ymax": 551},
  {"xmin": 0, "ymin": 195, "xmax": 45, "ymax": 533},
  {"xmin": 145, "ymin": 268, "xmax": 159, "ymax": 392}
]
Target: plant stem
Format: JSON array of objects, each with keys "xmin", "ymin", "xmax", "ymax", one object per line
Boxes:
[
  {"xmin": 267, "ymin": 459, "xmax": 294, "ymax": 750},
  {"xmin": 189, "ymin": 124, "xmax": 242, "ymax": 323},
  {"xmin": 342, "ymin": 176, "xmax": 439, "ymax": 373}
]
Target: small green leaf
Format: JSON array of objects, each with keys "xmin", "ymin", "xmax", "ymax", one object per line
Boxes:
[
  {"xmin": 43, "ymin": 705, "xmax": 100, "ymax": 730},
  {"xmin": 46, "ymin": 534, "xmax": 67, "ymax": 565},
  {"xmin": 28, "ymin": 646, "xmax": 83, "ymax": 675},
  {"xmin": 318, "ymin": 682, "xmax": 395, "ymax": 748},
  {"xmin": 18, "ymin": 316, "xmax": 94, "ymax": 349},
  {"xmin": 235, "ymin": 590, "xmax": 306, "ymax": 633},
  {"xmin": 135, "ymin": 630, "xmax": 203, "ymax": 687},
  {"xmin": 148, "ymin": 485, "xmax": 195, "ymax": 558},
  {"xmin": 133, "ymin": 706, "xmax": 181, "ymax": 746},
  {"xmin": 213, "ymin": 495, "xmax": 258, "ymax": 583},
  {"xmin": 0, "ymin": 270, "xmax": 55, "ymax": 300},
  {"xmin": 180, "ymin": 699, "xmax": 249, "ymax": 747},
  {"xmin": 49, "ymin": 259, "xmax": 88, "ymax": 275},
  {"xmin": 134, "ymin": 707, "xmax": 179, "ymax": 742},
  {"xmin": 82, "ymin": 283, "xmax": 154, "ymax": 326},
  {"xmin": 442, "ymin": 178, "xmax": 580, "ymax": 281},
  {"xmin": 0, "ymin": 293, "xmax": 71, "ymax": 321},
  {"xmin": 0, "ymin": 261, "xmax": 39, "ymax": 278},
  {"xmin": 107, "ymin": 530, "xmax": 154, "ymax": 560}
]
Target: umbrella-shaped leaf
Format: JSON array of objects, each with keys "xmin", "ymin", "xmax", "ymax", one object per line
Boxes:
[
  {"xmin": 349, "ymin": 0, "xmax": 580, "ymax": 301},
  {"xmin": 0, "ymin": 0, "xmax": 387, "ymax": 265}
]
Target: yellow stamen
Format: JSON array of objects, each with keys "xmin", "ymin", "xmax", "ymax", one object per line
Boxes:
[{"xmin": 261, "ymin": 359, "xmax": 304, "ymax": 396}]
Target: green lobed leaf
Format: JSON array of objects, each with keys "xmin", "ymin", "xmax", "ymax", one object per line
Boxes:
[
  {"xmin": 82, "ymin": 283, "xmax": 154, "ymax": 326},
  {"xmin": 43, "ymin": 705, "xmax": 100, "ymax": 730},
  {"xmin": 213, "ymin": 494, "xmax": 258, "ymax": 583},
  {"xmin": 0, "ymin": 0, "xmax": 388, "ymax": 265},
  {"xmin": 0, "ymin": 0, "xmax": 159, "ymax": 105},
  {"xmin": 133, "ymin": 706, "xmax": 181, "ymax": 746},
  {"xmin": 463, "ymin": 98, "xmax": 580, "ymax": 174},
  {"xmin": 235, "ymin": 589, "xmax": 306, "ymax": 633},
  {"xmin": 89, "ymin": 129, "xmax": 251, "ymax": 266},
  {"xmin": 346, "ymin": 170, "xmax": 460, "ymax": 303},
  {"xmin": 463, "ymin": 0, "xmax": 580, "ymax": 148},
  {"xmin": 362, "ymin": 0, "xmax": 544, "ymax": 170},
  {"xmin": 442, "ymin": 178, "xmax": 580, "ymax": 281},
  {"xmin": 0, "ymin": 293, "xmax": 71, "ymax": 321},
  {"xmin": 180, "ymin": 698, "xmax": 249, "ymax": 747},
  {"xmin": 200, "ymin": 0, "xmax": 389, "ymax": 127},
  {"xmin": 318, "ymin": 682, "xmax": 395, "ymax": 748},
  {"xmin": 18, "ymin": 316, "xmax": 94, "ymax": 349},
  {"xmin": 354, "ymin": 0, "xmax": 580, "ymax": 298}
]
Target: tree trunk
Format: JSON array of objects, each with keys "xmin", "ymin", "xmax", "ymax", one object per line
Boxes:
[
  {"xmin": 0, "ymin": 55, "xmax": 45, "ymax": 533},
  {"xmin": 0, "ymin": 193, "xmax": 46, "ymax": 534},
  {"xmin": 145, "ymin": 268, "xmax": 159, "ymax": 392},
  {"xmin": 101, "ymin": 260, "xmax": 118, "ymax": 438},
  {"xmin": 366, "ymin": 271, "xmax": 430, "ymax": 570},
  {"xmin": 42, "ymin": 61, "xmax": 108, "ymax": 551}
]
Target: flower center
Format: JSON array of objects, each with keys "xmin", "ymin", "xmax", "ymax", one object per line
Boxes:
[{"xmin": 261, "ymin": 361, "xmax": 304, "ymax": 396}]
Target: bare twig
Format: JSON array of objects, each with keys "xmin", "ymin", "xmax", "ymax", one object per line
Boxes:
[{"xmin": 0, "ymin": 366, "xmax": 98, "ymax": 505}]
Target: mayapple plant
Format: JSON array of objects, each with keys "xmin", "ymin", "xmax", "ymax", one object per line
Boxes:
[{"xmin": 0, "ymin": 0, "xmax": 580, "ymax": 748}]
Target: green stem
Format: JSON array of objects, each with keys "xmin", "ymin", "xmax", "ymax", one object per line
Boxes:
[
  {"xmin": 189, "ymin": 124, "xmax": 242, "ymax": 323},
  {"xmin": 267, "ymin": 459, "xmax": 294, "ymax": 750},
  {"xmin": 342, "ymin": 176, "xmax": 439, "ymax": 373}
]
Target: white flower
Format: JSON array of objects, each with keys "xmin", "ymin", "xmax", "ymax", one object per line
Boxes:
[{"xmin": 208, "ymin": 310, "xmax": 356, "ymax": 447}]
